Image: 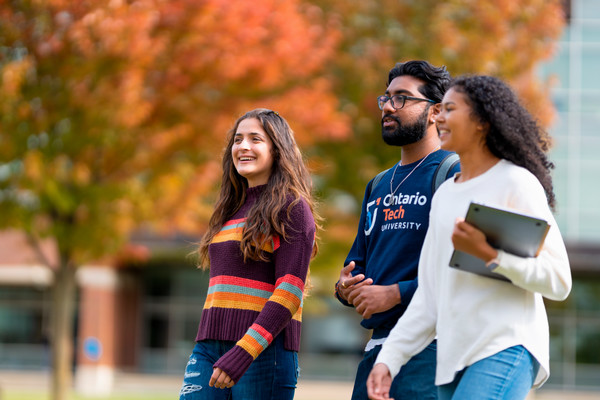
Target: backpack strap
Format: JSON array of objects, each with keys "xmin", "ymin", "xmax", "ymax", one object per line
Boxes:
[
  {"xmin": 367, "ymin": 152, "xmax": 459, "ymax": 197},
  {"xmin": 431, "ymin": 153, "xmax": 459, "ymax": 193},
  {"xmin": 367, "ymin": 168, "xmax": 391, "ymax": 198}
]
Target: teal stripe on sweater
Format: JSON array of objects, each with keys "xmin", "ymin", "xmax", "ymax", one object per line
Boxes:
[
  {"xmin": 277, "ymin": 282, "xmax": 303, "ymax": 301},
  {"xmin": 220, "ymin": 221, "xmax": 245, "ymax": 231},
  {"xmin": 207, "ymin": 284, "xmax": 271, "ymax": 299},
  {"xmin": 247, "ymin": 328, "xmax": 269, "ymax": 349}
]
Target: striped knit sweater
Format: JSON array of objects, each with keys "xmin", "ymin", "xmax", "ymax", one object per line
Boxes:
[{"xmin": 195, "ymin": 184, "xmax": 316, "ymax": 383}]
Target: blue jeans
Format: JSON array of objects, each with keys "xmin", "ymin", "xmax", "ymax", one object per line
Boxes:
[
  {"xmin": 179, "ymin": 334, "xmax": 298, "ymax": 400},
  {"xmin": 438, "ymin": 345, "xmax": 540, "ymax": 400},
  {"xmin": 351, "ymin": 340, "xmax": 437, "ymax": 400}
]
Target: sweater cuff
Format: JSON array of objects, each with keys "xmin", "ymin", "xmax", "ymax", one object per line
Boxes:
[
  {"xmin": 489, "ymin": 250, "xmax": 509, "ymax": 274},
  {"xmin": 213, "ymin": 345, "xmax": 254, "ymax": 384},
  {"xmin": 375, "ymin": 354, "xmax": 402, "ymax": 381},
  {"xmin": 397, "ymin": 280, "xmax": 417, "ymax": 305}
]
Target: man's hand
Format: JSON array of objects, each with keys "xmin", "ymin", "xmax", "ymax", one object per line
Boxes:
[
  {"xmin": 347, "ymin": 283, "xmax": 401, "ymax": 319},
  {"xmin": 452, "ymin": 218, "xmax": 497, "ymax": 262},
  {"xmin": 209, "ymin": 367, "xmax": 234, "ymax": 389},
  {"xmin": 367, "ymin": 363, "xmax": 394, "ymax": 400},
  {"xmin": 337, "ymin": 261, "xmax": 372, "ymax": 301}
]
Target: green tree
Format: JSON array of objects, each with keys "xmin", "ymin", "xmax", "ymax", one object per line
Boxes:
[{"xmin": 0, "ymin": 1, "xmax": 347, "ymax": 399}]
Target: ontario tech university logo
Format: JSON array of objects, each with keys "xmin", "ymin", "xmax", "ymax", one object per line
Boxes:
[{"xmin": 364, "ymin": 192, "xmax": 428, "ymax": 236}]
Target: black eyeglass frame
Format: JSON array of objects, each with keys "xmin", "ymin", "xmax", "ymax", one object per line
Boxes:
[{"xmin": 377, "ymin": 94, "xmax": 436, "ymax": 110}]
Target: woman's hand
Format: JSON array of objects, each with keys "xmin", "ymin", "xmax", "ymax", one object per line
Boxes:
[
  {"xmin": 209, "ymin": 367, "xmax": 235, "ymax": 389},
  {"xmin": 367, "ymin": 363, "xmax": 394, "ymax": 400},
  {"xmin": 452, "ymin": 218, "xmax": 497, "ymax": 262}
]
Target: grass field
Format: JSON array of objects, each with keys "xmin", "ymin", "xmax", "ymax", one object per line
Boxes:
[
  {"xmin": 0, "ymin": 379, "xmax": 355, "ymax": 400},
  {"xmin": 2, "ymin": 377, "xmax": 598, "ymax": 400},
  {"xmin": 2, "ymin": 392, "xmax": 172, "ymax": 400}
]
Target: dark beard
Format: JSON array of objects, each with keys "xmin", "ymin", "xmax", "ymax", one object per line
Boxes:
[{"xmin": 381, "ymin": 108, "xmax": 429, "ymax": 146}]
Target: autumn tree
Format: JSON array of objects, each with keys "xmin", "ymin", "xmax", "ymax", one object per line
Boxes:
[
  {"xmin": 0, "ymin": 0, "xmax": 568, "ymax": 397},
  {"xmin": 313, "ymin": 0, "xmax": 564, "ymax": 191},
  {"xmin": 305, "ymin": 0, "xmax": 566, "ymax": 282},
  {"xmin": 0, "ymin": 1, "xmax": 348, "ymax": 399}
]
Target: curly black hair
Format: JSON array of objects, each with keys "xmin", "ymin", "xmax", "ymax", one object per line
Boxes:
[
  {"xmin": 449, "ymin": 75, "xmax": 556, "ymax": 210},
  {"xmin": 388, "ymin": 60, "xmax": 452, "ymax": 103}
]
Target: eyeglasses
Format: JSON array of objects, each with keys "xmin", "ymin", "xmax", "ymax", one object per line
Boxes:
[{"xmin": 377, "ymin": 94, "xmax": 436, "ymax": 110}]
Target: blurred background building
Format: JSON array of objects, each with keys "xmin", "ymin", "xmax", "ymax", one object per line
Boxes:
[
  {"xmin": 0, "ymin": 0, "xmax": 599, "ymax": 397},
  {"xmin": 535, "ymin": 0, "xmax": 600, "ymax": 390}
]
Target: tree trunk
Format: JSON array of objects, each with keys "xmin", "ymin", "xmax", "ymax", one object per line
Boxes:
[{"xmin": 50, "ymin": 261, "xmax": 77, "ymax": 400}]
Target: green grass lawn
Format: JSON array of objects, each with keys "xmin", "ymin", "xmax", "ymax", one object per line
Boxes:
[
  {"xmin": 2, "ymin": 391, "xmax": 174, "ymax": 400},
  {"xmin": 1, "ymin": 379, "xmax": 354, "ymax": 400},
  {"xmin": 1, "ymin": 389, "xmax": 345, "ymax": 400}
]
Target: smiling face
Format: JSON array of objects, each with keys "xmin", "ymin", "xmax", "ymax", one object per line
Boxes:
[
  {"xmin": 436, "ymin": 87, "xmax": 487, "ymax": 155},
  {"xmin": 381, "ymin": 75, "xmax": 432, "ymax": 146},
  {"xmin": 231, "ymin": 117, "xmax": 274, "ymax": 187}
]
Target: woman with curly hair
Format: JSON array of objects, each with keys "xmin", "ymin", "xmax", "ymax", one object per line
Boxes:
[
  {"xmin": 180, "ymin": 108, "xmax": 318, "ymax": 400},
  {"xmin": 367, "ymin": 75, "xmax": 572, "ymax": 400}
]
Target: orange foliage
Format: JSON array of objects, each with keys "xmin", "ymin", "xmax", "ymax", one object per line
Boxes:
[
  {"xmin": 316, "ymin": 0, "xmax": 565, "ymax": 127},
  {"xmin": 0, "ymin": 0, "xmax": 349, "ymax": 242},
  {"xmin": 429, "ymin": 0, "xmax": 564, "ymax": 125}
]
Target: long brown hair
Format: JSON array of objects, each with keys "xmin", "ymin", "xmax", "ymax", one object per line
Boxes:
[{"xmin": 198, "ymin": 108, "xmax": 320, "ymax": 268}]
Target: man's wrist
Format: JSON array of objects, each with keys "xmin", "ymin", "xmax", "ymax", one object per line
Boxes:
[{"xmin": 393, "ymin": 283, "xmax": 402, "ymax": 305}]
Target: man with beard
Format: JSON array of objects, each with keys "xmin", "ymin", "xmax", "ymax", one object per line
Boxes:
[{"xmin": 335, "ymin": 60, "xmax": 459, "ymax": 400}]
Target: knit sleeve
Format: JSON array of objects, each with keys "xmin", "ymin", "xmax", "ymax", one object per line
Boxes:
[
  {"xmin": 213, "ymin": 198, "xmax": 315, "ymax": 383},
  {"xmin": 490, "ymin": 172, "xmax": 572, "ymax": 300}
]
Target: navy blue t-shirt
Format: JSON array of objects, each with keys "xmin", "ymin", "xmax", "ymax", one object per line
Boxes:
[{"xmin": 339, "ymin": 149, "xmax": 460, "ymax": 338}]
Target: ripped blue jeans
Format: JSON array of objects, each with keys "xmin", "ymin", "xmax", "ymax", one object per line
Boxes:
[{"xmin": 179, "ymin": 334, "xmax": 298, "ymax": 400}]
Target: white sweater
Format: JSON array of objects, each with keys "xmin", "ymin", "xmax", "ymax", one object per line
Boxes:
[{"xmin": 375, "ymin": 159, "xmax": 572, "ymax": 388}]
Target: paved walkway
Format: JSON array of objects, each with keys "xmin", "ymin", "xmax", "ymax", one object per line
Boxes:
[{"xmin": 0, "ymin": 370, "xmax": 598, "ymax": 399}]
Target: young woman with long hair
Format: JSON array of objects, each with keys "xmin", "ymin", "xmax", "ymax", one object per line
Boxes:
[
  {"xmin": 367, "ymin": 75, "xmax": 572, "ymax": 400},
  {"xmin": 180, "ymin": 108, "xmax": 319, "ymax": 400}
]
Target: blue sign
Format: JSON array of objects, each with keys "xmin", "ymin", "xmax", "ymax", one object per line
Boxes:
[{"xmin": 83, "ymin": 337, "xmax": 102, "ymax": 361}]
